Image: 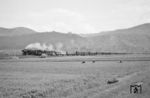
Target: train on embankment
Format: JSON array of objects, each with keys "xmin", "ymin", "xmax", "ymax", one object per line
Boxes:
[{"xmin": 22, "ymin": 49, "xmax": 127, "ymax": 57}]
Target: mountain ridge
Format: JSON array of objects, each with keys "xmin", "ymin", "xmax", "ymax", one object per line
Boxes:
[
  {"xmin": 0, "ymin": 23, "xmax": 150, "ymax": 53},
  {"xmin": 0, "ymin": 27, "xmax": 37, "ymax": 36}
]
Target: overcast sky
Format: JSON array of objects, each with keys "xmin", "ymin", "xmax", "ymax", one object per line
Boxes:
[{"xmin": 0, "ymin": 0, "xmax": 150, "ymax": 34}]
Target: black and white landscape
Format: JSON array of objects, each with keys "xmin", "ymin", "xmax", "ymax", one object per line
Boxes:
[
  {"xmin": 0, "ymin": 23, "xmax": 150, "ymax": 98},
  {"xmin": 1, "ymin": 0, "xmax": 150, "ymax": 98},
  {"xmin": 1, "ymin": 23, "xmax": 150, "ymax": 53}
]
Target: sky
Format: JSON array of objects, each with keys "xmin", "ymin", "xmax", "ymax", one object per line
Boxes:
[{"xmin": 0, "ymin": 0, "xmax": 150, "ymax": 34}]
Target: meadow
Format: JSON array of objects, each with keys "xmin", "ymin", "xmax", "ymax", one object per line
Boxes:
[{"xmin": 0, "ymin": 55, "xmax": 150, "ymax": 98}]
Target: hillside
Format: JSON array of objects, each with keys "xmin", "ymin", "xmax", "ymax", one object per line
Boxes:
[
  {"xmin": 89, "ymin": 23, "xmax": 150, "ymax": 53},
  {"xmin": 0, "ymin": 27, "xmax": 36, "ymax": 36},
  {"xmin": 0, "ymin": 31, "xmax": 86, "ymax": 52},
  {"xmin": 0, "ymin": 23, "xmax": 150, "ymax": 53}
]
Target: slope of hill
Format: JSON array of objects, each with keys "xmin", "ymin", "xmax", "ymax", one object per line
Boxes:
[
  {"xmin": 87, "ymin": 23, "xmax": 150, "ymax": 37},
  {"xmin": 0, "ymin": 27, "xmax": 36, "ymax": 36},
  {"xmin": 0, "ymin": 23, "xmax": 150, "ymax": 53},
  {"xmin": 0, "ymin": 31, "xmax": 86, "ymax": 52},
  {"xmin": 89, "ymin": 23, "xmax": 150, "ymax": 53}
]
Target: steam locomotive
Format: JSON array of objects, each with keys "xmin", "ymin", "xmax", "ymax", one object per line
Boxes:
[{"xmin": 22, "ymin": 49, "xmax": 64, "ymax": 56}]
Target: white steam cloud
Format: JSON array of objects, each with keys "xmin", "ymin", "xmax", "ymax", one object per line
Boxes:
[
  {"xmin": 25, "ymin": 43, "xmax": 54, "ymax": 51},
  {"xmin": 25, "ymin": 42, "xmax": 66, "ymax": 54},
  {"xmin": 55, "ymin": 42, "xmax": 66, "ymax": 54}
]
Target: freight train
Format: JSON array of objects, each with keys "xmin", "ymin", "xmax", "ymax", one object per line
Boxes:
[{"xmin": 22, "ymin": 49, "xmax": 127, "ymax": 57}]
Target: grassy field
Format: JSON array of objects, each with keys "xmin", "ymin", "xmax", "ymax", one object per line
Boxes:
[{"xmin": 0, "ymin": 55, "xmax": 150, "ymax": 98}]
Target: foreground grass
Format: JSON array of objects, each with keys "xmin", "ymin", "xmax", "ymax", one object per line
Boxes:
[{"xmin": 0, "ymin": 56, "xmax": 150, "ymax": 98}]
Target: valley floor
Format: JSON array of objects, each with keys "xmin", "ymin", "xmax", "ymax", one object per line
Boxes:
[{"xmin": 0, "ymin": 55, "xmax": 150, "ymax": 98}]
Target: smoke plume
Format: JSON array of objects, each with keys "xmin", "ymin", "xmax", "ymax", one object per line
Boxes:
[
  {"xmin": 25, "ymin": 43, "xmax": 54, "ymax": 51},
  {"xmin": 25, "ymin": 42, "xmax": 66, "ymax": 54},
  {"xmin": 54, "ymin": 42, "xmax": 66, "ymax": 54}
]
